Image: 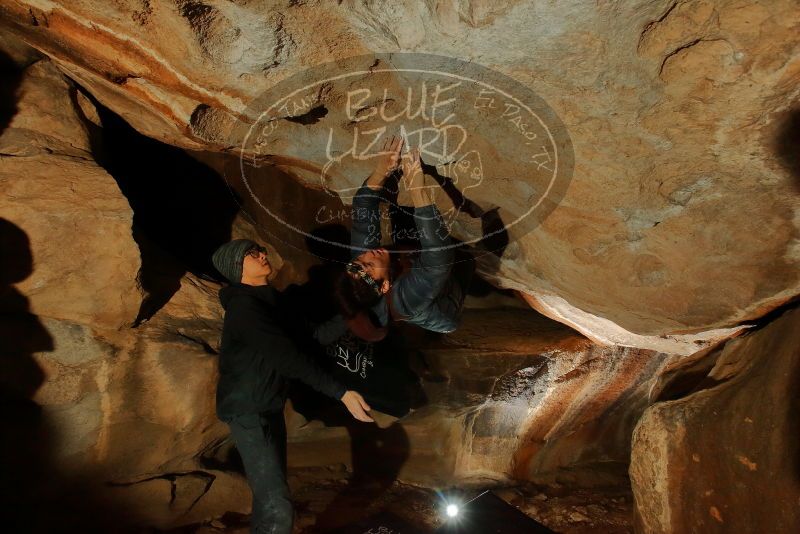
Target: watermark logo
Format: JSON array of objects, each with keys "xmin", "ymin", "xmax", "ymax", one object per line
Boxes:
[{"xmin": 224, "ymin": 53, "xmax": 573, "ymax": 263}]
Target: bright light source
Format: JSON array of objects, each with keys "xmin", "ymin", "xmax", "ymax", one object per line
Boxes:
[{"xmin": 446, "ymin": 504, "xmax": 459, "ymax": 518}]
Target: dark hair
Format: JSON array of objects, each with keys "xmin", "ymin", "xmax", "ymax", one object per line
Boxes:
[
  {"xmin": 333, "ymin": 270, "xmax": 382, "ymax": 319},
  {"xmin": 334, "ymin": 248, "xmax": 411, "ymax": 318}
]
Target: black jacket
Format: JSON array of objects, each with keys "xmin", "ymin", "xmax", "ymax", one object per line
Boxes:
[{"xmin": 216, "ymin": 282, "xmax": 347, "ymax": 421}]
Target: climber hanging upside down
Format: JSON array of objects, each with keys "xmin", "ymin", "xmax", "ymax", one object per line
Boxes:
[{"xmin": 332, "ymin": 135, "xmax": 476, "ymax": 339}]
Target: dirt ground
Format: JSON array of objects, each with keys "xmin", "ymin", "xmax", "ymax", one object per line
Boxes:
[{"xmin": 176, "ymin": 464, "xmax": 633, "ymax": 533}]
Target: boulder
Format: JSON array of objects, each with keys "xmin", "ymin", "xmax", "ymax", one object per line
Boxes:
[
  {"xmin": 630, "ymin": 304, "xmax": 800, "ymax": 533},
  {"xmin": 0, "ymin": 58, "xmax": 139, "ymax": 329},
  {"xmin": 2, "ymin": 1, "xmax": 796, "ymax": 349},
  {"xmin": 0, "ymin": 56, "xmax": 234, "ymax": 529},
  {"xmin": 286, "ymin": 306, "xmax": 680, "ymax": 489}
]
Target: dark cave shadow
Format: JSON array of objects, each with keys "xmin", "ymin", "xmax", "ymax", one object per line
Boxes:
[
  {"xmin": 309, "ymin": 418, "xmax": 412, "ymax": 532},
  {"xmin": 0, "ymin": 52, "xmax": 187, "ymax": 531},
  {"xmin": 0, "ymin": 49, "xmax": 23, "ymax": 137},
  {"xmin": 286, "ymin": 224, "xmax": 427, "ymax": 419},
  {"xmin": 72, "ymin": 91, "xmax": 240, "ymax": 327},
  {"xmin": 280, "ymin": 225, "xmax": 420, "ymax": 529},
  {"xmin": 776, "ymin": 108, "xmax": 800, "ymax": 194},
  {"xmin": 0, "ymin": 218, "xmax": 149, "ymax": 533},
  {"xmin": 0, "ymin": 218, "xmax": 51, "ymax": 527}
]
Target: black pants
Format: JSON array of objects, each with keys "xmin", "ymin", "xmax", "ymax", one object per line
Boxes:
[{"xmin": 227, "ymin": 411, "xmax": 292, "ymax": 534}]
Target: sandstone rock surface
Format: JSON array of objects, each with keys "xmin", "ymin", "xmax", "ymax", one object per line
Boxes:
[
  {"xmin": 629, "ymin": 304, "xmax": 800, "ymax": 533},
  {"xmin": 2, "ymin": 0, "xmax": 797, "ymax": 350},
  {"xmin": 1, "ymin": 4, "xmax": 799, "ymax": 532},
  {"xmin": 0, "ymin": 56, "xmax": 241, "ymax": 529},
  {"xmin": 0, "ymin": 58, "xmax": 139, "ymax": 329},
  {"xmin": 285, "ymin": 306, "xmax": 682, "ymax": 489}
]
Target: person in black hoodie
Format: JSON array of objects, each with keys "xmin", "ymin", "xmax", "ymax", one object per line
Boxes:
[{"xmin": 211, "ymin": 238, "xmax": 373, "ymax": 534}]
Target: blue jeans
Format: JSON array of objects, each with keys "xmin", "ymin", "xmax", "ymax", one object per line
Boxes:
[{"xmin": 227, "ymin": 411, "xmax": 293, "ymax": 534}]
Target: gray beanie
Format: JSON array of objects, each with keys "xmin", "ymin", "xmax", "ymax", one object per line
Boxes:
[{"xmin": 212, "ymin": 239, "xmax": 257, "ymax": 284}]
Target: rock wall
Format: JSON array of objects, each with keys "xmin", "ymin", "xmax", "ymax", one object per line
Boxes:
[
  {"xmin": 0, "ymin": 58, "xmax": 139, "ymax": 328},
  {"xmin": 1, "ymin": 0, "xmax": 798, "ymax": 352},
  {"xmin": 0, "ymin": 51, "xmax": 619, "ymax": 526},
  {"xmin": 0, "ymin": 54, "xmax": 694, "ymax": 529},
  {"xmin": 283, "ymin": 307, "xmax": 685, "ymax": 490},
  {"xmin": 630, "ymin": 304, "xmax": 800, "ymax": 533},
  {"xmin": 0, "ymin": 56, "xmax": 239, "ymax": 529},
  {"xmin": 1, "ymin": 3, "xmax": 799, "ymax": 531}
]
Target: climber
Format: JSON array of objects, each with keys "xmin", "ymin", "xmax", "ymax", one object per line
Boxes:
[
  {"xmin": 334, "ymin": 135, "xmax": 476, "ymax": 335},
  {"xmin": 211, "ymin": 239, "xmax": 374, "ymax": 534}
]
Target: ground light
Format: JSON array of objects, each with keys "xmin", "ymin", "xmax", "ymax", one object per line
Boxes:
[
  {"xmin": 434, "ymin": 490, "xmax": 555, "ymax": 533},
  {"xmin": 328, "ymin": 489, "xmax": 555, "ymax": 533}
]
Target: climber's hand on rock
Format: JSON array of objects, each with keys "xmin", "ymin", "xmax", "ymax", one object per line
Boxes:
[
  {"xmin": 340, "ymin": 390, "xmax": 374, "ymax": 422},
  {"xmin": 402, "ymin": 147, "xmax": 432, "ymax": 207},
  {"xmin": 367, "ymin": 135, "xmax": 404, "ymax": 189},
  {"xmin": 401, "ymin": 146, "xmax": 423, "ymax": 189}
]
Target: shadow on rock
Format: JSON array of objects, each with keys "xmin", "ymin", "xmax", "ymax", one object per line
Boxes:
[
  {"xmin": 776, "ymin": 107, "xmax": 800, "ymax": 193},
  {"xmin": 81, "ymin": 98, "xmax": 240, "ymax": 326},
  {"xmin": 0, "ymin": 49, "xmax": 23, "ymax": 136},
  {"xmin": 280, "ymin": 224, "xmax": 417, "ymax": 529},
  {"xmin": 0, "ymin": 218, "xmax": 148, "ymax": 532},
  {"xmin": 0, "ymin": 218, "xmax": 51, "ymax": 528},
  {"xmin": 311, "ymin": 419, "xmax": 411, "ymax": 532}
]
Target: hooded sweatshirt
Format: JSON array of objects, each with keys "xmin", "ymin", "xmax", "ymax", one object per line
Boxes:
[{"xmin": 216, "ymin": 282, "xmax": 347, "ymax": 421}]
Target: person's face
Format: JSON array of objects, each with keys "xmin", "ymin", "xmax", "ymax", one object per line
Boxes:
[
  {"xmin": 242, "ymin": 245, "xmax": 272, "ymax": 280},
  {"xmin": 354, "ymin": 247, "xmax": 390, "ymax": 283}
]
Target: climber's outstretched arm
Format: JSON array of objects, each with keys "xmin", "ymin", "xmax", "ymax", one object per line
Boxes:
[
  {"xmin": 402, "ymin": 146, "xmax": 434, "ymax": 209},
  {"xmin": 350, "ymin": 135, "xmax": 404, "ymax": 259},
  {"xmin": 392, "ymin": 147, "xmax": 455, "ymax": 315},
  {"xmin": 365, "ymin": 135, "xmax": 404, "ymax": 191}
]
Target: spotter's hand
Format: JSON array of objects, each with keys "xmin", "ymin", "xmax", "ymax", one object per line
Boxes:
[{"xmin": 340, "ymin": 390, "xmax": 374, "ymax": 423}]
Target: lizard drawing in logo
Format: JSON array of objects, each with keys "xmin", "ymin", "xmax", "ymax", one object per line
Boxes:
[{"xmin": 327, "ymin": 331, "xmax": 375, "ymax": 379}]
